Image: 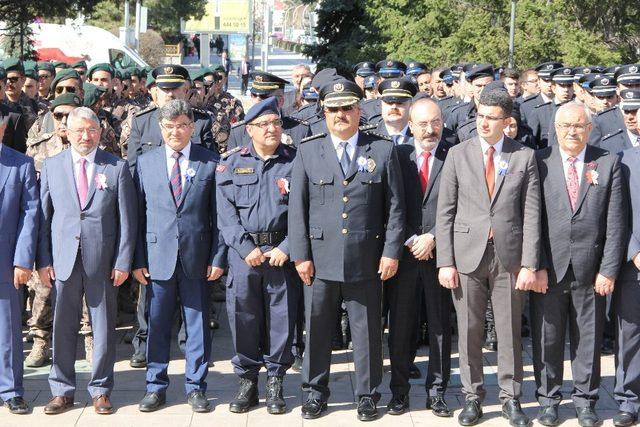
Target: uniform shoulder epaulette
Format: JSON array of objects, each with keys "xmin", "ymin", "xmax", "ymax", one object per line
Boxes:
[
  {"xmin": 231, "ymin": 120, "xmax": 246, "ymax": 129},
  {"xmin": 362, "ymin": 130, "xmax": 392, "ymax": 141},
  {"xmin": 27, "ymin": 132, "xmax": 53, "ymax": 147},
  {"xmin": 300, "ymin": 133, "xmax": 327, "ymax": 144},
  {"xmin": 359, "ymin": 123, "xmax": 377, "ymax": 131},
  {"xmin": 134, "ymin": 105, "xmax": 157, "ymax": 117},
  {"xmin": 221, "ymin": 146, "xmax": 242, "ymax": 159},
  {"xmin": 602, "ymin": 129, "xmax": 624, "ymax": 140},
  {"xmin": 595, "ymin": 106, "xmax": 617, "ymax": 116},
  {"xmin": 449, "ymin": 102, "xmax": 468, "ymax": 113},
  {"xmin": 534, "ymin": 101, "xmax": 552, "ymax": 109},
  {"xmin": 522, "ymin": 94, "xmax": 537, "ymax": 102},
  {"xmin": 286, "ymin": 115, "xmax": 309, "ymax": 126},
  {"xmin": 192, "ymin": 107, "xmax": 210, "ymax": 116}
]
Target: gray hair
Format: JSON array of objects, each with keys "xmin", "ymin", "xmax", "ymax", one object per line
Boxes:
[
  {"xmin": 294, "ymin": 64, "xmax": 312, "ymax": 73},
  {"xmin": 67, "ymin": 107, "xmax": 100, "ymax": 127},
  {"xmin": 159, "ymin": 99, "xmax": 194, "ymax": 122},
  {"xmin": 555, "ymin": 101, "xmax": 592, "ymax": 124}
]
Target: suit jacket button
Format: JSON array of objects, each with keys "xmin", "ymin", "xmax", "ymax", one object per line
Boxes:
[
  {"xmin": 320, "ymin": 179, "xmax": 324, "ymax": 184},
  {"xmin": 75, "ymin": 236, "xmax": 80, "ymax": 240},
  {"xmin": 570, "ymin": 239, "xmax": 574, "ymax": 244},
  {"xmin": 343, "ymin": 196, "xmax": 348, "ymax": 203},
  {"xmin": 489, "ymin": 211, "xmax": 494, "ymax": 217},
  {"xmin": 80, "ymin": 213, "xmax": 85, "ymax": 220},
  {"xmin": 177, "ymin": 213, "xmax": 181, "ymax": 218},
  {"xmin": 343, "ymin": 180, "xmax": 348, "ymax": 186},
  {"xmin": 342, "ymin": 228, "xmax": 348, "ymax": 234},
  {"xmin": 342, "ymin": 213, "xmax": 348, "ymax": 219},
  {"xmin": 571, "ymin": 219, "xmax": 576, "ymax": 224}
]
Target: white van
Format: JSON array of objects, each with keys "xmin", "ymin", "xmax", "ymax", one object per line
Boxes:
[{"xmin": 17, "ymin": 23, "xmax": 148, "ymax": 68}]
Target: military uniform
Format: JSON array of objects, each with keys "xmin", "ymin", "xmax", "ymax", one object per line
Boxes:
[
  {"xmin": 599, "ymin": 89, "xmax": 640, "ymax": 154},
  {"xmin": 226, "ymin": 115, "xmax": 310, "ymax": 151},
  {"xmin": 0, "ymin": 102, "xmax": 27, "ymax": 153},
  {"xmin": 204, "ymin": 91, "xmax": 245, "ymax": 153},
  {"xmin": 6, "ymin": 92, "xmax": 39, "ymax": 131}
]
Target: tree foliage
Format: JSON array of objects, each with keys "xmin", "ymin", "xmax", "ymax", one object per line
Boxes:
[{"xmin": 307, "ymin": 0, "xmax": 637, "ymax": 71}]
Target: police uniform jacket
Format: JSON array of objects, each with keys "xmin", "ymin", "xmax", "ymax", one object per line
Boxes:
[
  {"xmin": 226, "ymin": 115, "xmax": 310, "ymax": 151},
  {"xmin": 591, "ymin": 106, "xmax": 625, "ymax": 146},
  {"xmin": 600, "ymin": 128, "xmax": 638, "ymax": 155},
  {"xmin": 288, "ymin": 131, "xmax": 406, "ymax": 283}
]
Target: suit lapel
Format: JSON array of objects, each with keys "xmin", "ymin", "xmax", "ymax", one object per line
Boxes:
[
  {"xmin": 0, "ymin": 147, "xmax": 11, "ymax": 192},
  {"xmin": 424, "ymin": 144, "xmax": 447, "ymax": 203},
  {"xmin": 490, "ymin": 138, "xmax": 514, "ymax": 206},
  {"xmin": 83, "ymin": 149, "xmax": 106, "ymax": 210},
  {"xmin": 155, "ymin": 146, "xmax": 176, "ymax": 206},
  {"xmin": 548, "ymin": 146, "xmax": 573, "ymax": 215},
  {"xmin": 573, "ymin": 146, "xmax": 596, "ymax": 215},
  {"xmin": 468, "ymin": 138, "xmax": 490, "ymax": 206},
  {"xmin": 63, "ymin": 149, "xmax": 81, "ymax": 211},
  {"xmin": 177, "ymin": 148, "xmax": 200, "ymax": 209},
  {"xmin": 320, "ymin": 135, "xmax": 345, "ymax": 181}
]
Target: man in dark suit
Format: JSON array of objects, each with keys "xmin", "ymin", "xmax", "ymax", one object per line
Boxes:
[
  {"xmin": 532, "ymin": 102, "xmax": 627, "ymax": 427},
  {"xmin": 437, "ymin": 88, "xmax": 541, "ymax": 427},
  {"xmin": 133, "ymin": 100, "xmax": 225, "ymax": 413},
  {"xmin": 384, "ymin": 97, "xmax": 454, "ymax": 416},
  {"xmin": 0, "ymin": 117, "xmax": 39, "ymax": 414},
  {"xmin": 289, "ymin": 80, "xmax": 405, "ymax": 421}
]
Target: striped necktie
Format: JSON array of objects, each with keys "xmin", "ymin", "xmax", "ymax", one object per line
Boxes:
[{"xmin": 170, "ymin": 151, "xmax": 183, "ymax": 206}]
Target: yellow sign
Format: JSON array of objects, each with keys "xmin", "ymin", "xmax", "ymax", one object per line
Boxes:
[{"xmin": 183, "ymin": 0, "xmax": 251, "ymax": 34}]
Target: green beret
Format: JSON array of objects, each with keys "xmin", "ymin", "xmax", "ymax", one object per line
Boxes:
[
  {"xmin": 129, "ymin": 67, "xmax": 141, "ymax": 78},
  {"xmin": 71, "ymin": 60, "xmax": 87, "ymax": 69},
  {"xmin": 24, "ymin": 68, "xmax": 37, "ymax": 80},
  {"xmin": 88, "ymin": 63, "xmax": 115, "ymax": 79},
  {"xmin": 52, "ymin": 61, "xmax": 69, "ymax": 69},
  {"xmin": 213, "ymin": 65, "xmax": 225, "ymax": 73},
  {"xmin": 36, "ymin": 61, "xmax": 56, "ymax": 76},
  {"xmin": 49, "ymin": 92, "xmax": 82, "ymax": 111},
  {"xmin": 83, "ymin": 82, "xmax": 107, "ymax": 107},
  {"xmin": 189, "ymin": 68, "xmax": 206, "ymax": 82},
  {"xmin": 2, "ymin": 58, "xmax": 24, "ymax": 74},
  {"xmin": 51, "ymin": 69, "xmax": 81, "ymax": 91},
  {"xmin": 0, "ymin": 67, "xmax": 6, "ymax": 80},
  {"xmin": 145, "ymin": 74, "xmax": 155, "ymax": 88},
  {"xmin": 23, "ymin": 60, "xmax": 37, "ymax": 70},
  {"xmin": 120, "ymin": 69, "xmax": 131, "ymax": 80}
]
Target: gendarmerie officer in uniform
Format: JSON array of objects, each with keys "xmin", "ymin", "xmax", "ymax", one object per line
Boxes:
[
  {"xmin": 600, "ymin": 90, "xmax": 640, "ymax": 154},
  {"xmin": 289, "ymin": 80, "xmax": 405, "ymax": 421},
  {"xmin": 127, "ymin": 64, "xmax": 214, "ymax": 368},
  {"xmin": 360, "ymin": 60, "xmax": 407, "ymax": 124},
  {"xmin": 226, "ymin": 72, "xmax": 309, "ymax": 151},
  {"xmin": 590, "ymin": 65, "xmax": 640, "ymax": 145},
  {"xmin": 216, "ymin": 97, "xmax": 300, "ymax": 415}
]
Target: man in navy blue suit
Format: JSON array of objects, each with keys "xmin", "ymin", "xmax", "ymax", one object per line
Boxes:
[{"xmin": 0, "ymin": 116, "xmax": 39, "ymax": 414}]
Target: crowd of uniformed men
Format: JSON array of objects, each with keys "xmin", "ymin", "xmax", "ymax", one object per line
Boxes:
[{"xmin": 1, "ymin": 55, "xmax": 640, "ymax": 427}]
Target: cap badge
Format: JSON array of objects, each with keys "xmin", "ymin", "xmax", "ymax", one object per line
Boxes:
[
  {"xmin": 255, "ymin": 75, "xmax": 263, "ymax": 82},
  {"xmin": 583, "ymin": 68, "xmax": 591, "ymax": 74},
  {"xmin": 630, "ymin": 66, "xmax": 638, "ymax": 74},
  {"xmin": 563, "ymin": 68, "xmax": 571, "ymax": 75},
  {"xmin": 545, "ymin": 64, "xmax": 553, "ymax": 70},
  {"xmin": 626, "ymin": 92, "xmax": 634, "ymax": 99},
  {"xmin": 333, "ymin": 83, "xmax": 344, "ymax": 92},
  {"xmin": 387, "ymin": 61, "xmax": 393, "ymax": 67},
  {"xmin": 164, "ymin": 66, "xmax": 173, "ymax": 74},
  {"xmin": 391, "ymin": 80, "xmax": 400, "ymax": 88},
  {"xmin": 601, "ymin": 78, "xmax": 609, "ymax": 85}
]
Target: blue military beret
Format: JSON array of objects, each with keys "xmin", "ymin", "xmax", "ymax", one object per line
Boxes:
[{"xmin": 245, "ymin": 96, "xmax": 280, "ymax": 123}]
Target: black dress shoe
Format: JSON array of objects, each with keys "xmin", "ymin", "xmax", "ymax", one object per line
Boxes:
[
  {"xmin": 458, "ymin": 400, "xmax": 483, "ymax": 426},
  {"xmin": 427, "ymin": 395, "xmax": 452, "ymax": 417},
  {"xmin": 409, "ymin": 363, "xmax": 421, "ymax": 379},
  {"xmin": 576, "ymin": 407, "xmax": 600, "ymax": 427},
  {"xmin": 301, "ymin": 397, "xmax": 327, "ymax": 419},
  {"xmin": 502, "ymin": 399, "xmax": 529, "ymax": 426},
  {"xmin": 601, "ymin": 337, "xmax": 615, "ymax": 355},
  {"xmin": 130, "ymin": 352, "xmax": 146, "ymax": 368},
  {"xmin": 537, "ymin": 405, "xmax": 560, "ymax": 426},
  {"xmin": 386, "ymin": 394, "xmax": 409, "ymax": 415},
  {"xmin": 4, "ymin": 396, "xmax": 29, "ymax": 414},
  {"xmin": 229, "ymin": 378, "xmax": 258, "ymax": 413},
  {"xmin": 265, "ymin": 376, "xmax": 286, "ymax": 414},
  {"xmin": 613, "ymin": 411, "xmax": 636, "ymax": 427},
  {"xmin": 138, "ymin": 392, "xmax": 166, "ymax": 412},
  {"xmin": 187, "ymin": 390, "xmax": 210, "ymax": 413},
  {"xmin": 357, "ymin": 396, "xmax": 378, "ymax": 421}
]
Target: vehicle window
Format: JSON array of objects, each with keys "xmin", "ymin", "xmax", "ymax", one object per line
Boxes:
[{"xmin": 109, "ymin": 48, "xmax": 135, "ymax": 69}]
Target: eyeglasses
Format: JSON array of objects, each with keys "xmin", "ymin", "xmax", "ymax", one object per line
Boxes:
[
  {"xmin": 52, "ymin": 112, "xmax": 70, "ymax": 121},
  {"xmin": 160, "ymin": 122, "xmax": 193, "ymax": 132},
  {"xmin": 55, "ymin": 86, "xmax": 76, "ymax": 94},
  {"xmin": 324, "ymin": 105, "xmax": 356, "ymax": 113},
  {"xmin": 414, "ymin": 119, "xmax": 443, "ymax": 129},
  {"xmin": 67, "ymin": 127, "xmax": 101, "ymax": 135},
  {"xmin": 556, "ymin": 122, "xmax": 589, "ymax": 131},
  {"xmin": 248, "ymin": 119, "xmax": 283, "ymax": 129},
  {"xmin": 477, "ymin": 114, "xmax": 506, "ymax": 122},
  {"xmin": 6, "ymin": 77, "xmax": 20, "ymax": 84}
]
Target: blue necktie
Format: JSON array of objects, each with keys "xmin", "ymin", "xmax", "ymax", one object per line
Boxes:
[{"xmin": 340, "ymin": 141, "xmax": 351, "ymax": 176}]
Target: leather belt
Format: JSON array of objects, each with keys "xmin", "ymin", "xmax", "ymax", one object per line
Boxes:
[{"xmin": 249, "ymin": 231, "xmax": 286, "ymax": 246}]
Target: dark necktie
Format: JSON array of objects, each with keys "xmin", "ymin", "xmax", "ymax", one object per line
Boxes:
[
  {"xmin": 340, "ymin": 141, "xmax": 351, "ymax": 176},
  {"xmin": 170, "ymin": 151, "xmax": 183, "ymax": 206}
]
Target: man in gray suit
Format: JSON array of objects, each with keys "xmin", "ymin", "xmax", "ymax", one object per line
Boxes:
[
  {"xmin": 436, "ymin": 88, "xmax": 541, "ymax": 427},
  {"xmin": 615, "ymin": 125, "xmax": 640, "ymax": 427},
  {"xmin": 532, "ymin": 102, "xmax": 627, "ymax": 427},
  {"xmin": 289, "ymin": 80, "xmax": 405, "ymax": 421},
  {"xmin": 37, "ymin": 107, "xmax": 137, "ymax": 415},
  {"xmin": 133, "ymin": 99, "xmax": 225, "ymax": 413}
]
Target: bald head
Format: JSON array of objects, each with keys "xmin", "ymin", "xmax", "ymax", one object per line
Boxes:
[
  {"xmin": 555, "ymin": 102, "xmax": 592, "ymax": 156},
  {"xmin": 409, "ymin": 98, "xmax": 443, "ymax": 151}
]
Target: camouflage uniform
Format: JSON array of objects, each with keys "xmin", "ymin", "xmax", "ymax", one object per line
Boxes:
[
  {"xmin": 204, "ymin": 91, "xmax": 245, "ymax": 153},
  {"xmin": 118, "ymin": 102, "xmax": 148, "ymax": 159},
  {"xmin": 7, "ymin": 92, "xmax": 40, "ymax": 131},
  {"xmin": 98, "ymin": 110, "xmax": 123, "ymax": 158}
]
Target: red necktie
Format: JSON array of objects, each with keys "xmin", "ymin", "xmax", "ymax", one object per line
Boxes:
[
  {"xmin": 566, "ymin": 156, "xmax": 579, "ymax": 211},
  {"xmin": 77, "ymin": 158, "xmax": 88, "ymax": 208},
  {"xmin": 485, "ymin": 146, "xmax": 495, "ymax": 198},
  {"xmin": 419, "ymin": 151, "xmax": 431, "ymax": 193}
]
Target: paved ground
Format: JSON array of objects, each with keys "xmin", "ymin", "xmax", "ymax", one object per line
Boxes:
[{"xmin": 3, "ymin": 295, "xmax": 622, "ymax": 427}]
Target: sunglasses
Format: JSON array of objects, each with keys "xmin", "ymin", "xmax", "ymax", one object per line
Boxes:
[
  {"xmin": 7, "ymin": 77, "xmax": 20, "ymax": 84},
  {"xmin": 55, "ymin": 86, "xmax": 76, "ymax": 94},
  {"xmin": 76, "ymin": 70, "xmax": 86, "ymax": 76},
  {"xmin": 324, "ymin": 105, "xmax": 356, "ymax": 113},
  {"xmin": 52, "ymin": 111, "xmax": 70, "ymax": 121}
]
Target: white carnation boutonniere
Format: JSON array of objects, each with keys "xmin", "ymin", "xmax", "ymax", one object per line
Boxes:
[
  {"xmin": 357, "ymin": 156, "xmax": 367, "ymax": 172},
  {"xmin": 95, "ymin": 173, "xmax": 108, "ymax": 190},
  {"xmin": 497, "ymin": 160, "xmax": 509, "ymax": 176},
  {"xmin": 185, "ymin": 167, "xmax": 196, "ymax": 183}
]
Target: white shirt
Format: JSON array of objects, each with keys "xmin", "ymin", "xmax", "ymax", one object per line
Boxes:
[
  {"xmin": 331, "ymin": 131, "xmax": 358, "ymax": 164},
  {"xmin": 384, "ymin": 124, "xmax": 410, "ymax": 144},
  {"xmin": 71, "ymin": 147, "xmax": 97, "ymax": 190},
  {"xmin": 559, "ymin": 145, "xmax": 586, "ymax": 186},
  {"xmin": 479, "ymin": 136, "xmax": 504, "ymax": 181},
  {"xmin": 165, "ymin": 142, "xmax": 191, "ymax": 189},
  {"xmin": 414, "ymin": 142, "xmax": 437, "ymax": 181},
  {"xmin": 628, "ymin": 130, "xmax": 640, "ymax": 148},
  {"xmin": 540, "ymin": 93, "xmax": 552, "ymax": 104}
]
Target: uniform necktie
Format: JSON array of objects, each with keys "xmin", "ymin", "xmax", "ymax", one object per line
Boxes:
[
  {"xmin": 170, "ymin": 151, "xmax": 183, "ymax": 206},
  {"xmin": 393, "ymin": 135, "xmax": 402, "ymax": 146},
  {"xmin": 419, "ymin": 151, "xmax": 431, "ymax": 193},
  {"xmin": 485, "ymin": 146, "xmax": 495, "ymax": 198},
  {"xmin": 566, "ymin": 156, "xmax": 579, "ymax": 212},
  {"xmin": 77, "ymin": 158, "xmax": 88, "ymax": 208},
  {"xmin": 339, "ymin": 141, "xmax": 351, "ymax": 176}
]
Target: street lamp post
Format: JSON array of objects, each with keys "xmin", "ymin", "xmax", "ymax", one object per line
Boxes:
[{"xmin": 508, "ymin": 0, "xmax": 517, "ymax": 68}]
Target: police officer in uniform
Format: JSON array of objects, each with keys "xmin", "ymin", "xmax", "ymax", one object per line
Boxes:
[
  {"xmin": 360, "ymin": 60, "xmax": 406, "ymax": 124},
  {"xmin": 227, "ymin": 72, "xmax": 309, "ymax": 151},
  {"xmin": 445, "ymin": 64, "xmax": 494, "ymax": 133},
  {"xmin": 370, "ymin": 78, "xmax": 417, "ymax": 143},
  {"xmin": 289, "ymin": 80, "xmax": 405, "ymax": 421},
  {"xmin": 216, "ymin": 97, "xmax": 300, "ymax": 415},
  {"xmin": 600, "ymin": 90, "xmax": 640, "ymax": 154},
  {"xmin": 2, "ymin": 58, "xmax": 39, "ymax": 131},
  {"xmin": 519, "ymin": 62, "xmax": 563, "ymax": 126},
  {"xmin": 353, "ymin": 62, "xmax": 376, "ymax": 92}
]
